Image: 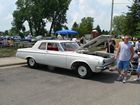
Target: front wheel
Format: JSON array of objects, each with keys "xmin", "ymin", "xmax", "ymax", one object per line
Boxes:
[
  {"xmin": 77, "ymin": 64, "xmax": 92, "ymax": 79},
  {"xmin": 27, "ymin": 58, "xmax": 38, "ymax": 68}
]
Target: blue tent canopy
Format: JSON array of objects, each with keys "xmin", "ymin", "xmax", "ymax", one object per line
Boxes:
[{"xmin": 55, "ymin": 30, "xmax": 78, "ymax": 35}]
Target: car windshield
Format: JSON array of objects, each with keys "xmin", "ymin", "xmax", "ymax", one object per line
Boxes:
[{"xmin": 61, "ymin": 42, "xmax": 79, "ymax": 51}]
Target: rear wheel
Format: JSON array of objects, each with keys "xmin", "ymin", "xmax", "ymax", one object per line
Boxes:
[
  {"xmin": 27, "ymin": 58, "xmax": 37, "ymax": 68},
  {"xmin": 77, "ymin": 63, "xmax": 92, "ymax": 79}
]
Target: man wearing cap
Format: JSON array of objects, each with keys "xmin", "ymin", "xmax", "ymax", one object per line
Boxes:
[{"xmin": 115, "ymin": 35, "xmax": 134, "ymax": 83}]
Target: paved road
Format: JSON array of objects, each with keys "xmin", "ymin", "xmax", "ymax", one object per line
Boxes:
[{"xmin": 0, "ymin": 65, "xmax": 140, "ymax": 105}]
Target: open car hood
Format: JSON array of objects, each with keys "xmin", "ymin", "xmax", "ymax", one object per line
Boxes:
[{"xmin": 77, "ymin": 35, "xmax": 111, "ymax": 53}]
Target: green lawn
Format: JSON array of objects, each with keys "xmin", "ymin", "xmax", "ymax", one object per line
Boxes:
[{"xmin": 0, "ymin": 47, "xmax": 17, "ymax": 58}]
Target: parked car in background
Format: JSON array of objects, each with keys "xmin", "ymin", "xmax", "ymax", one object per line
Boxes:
[
  {"xmin": 16, "ymin": 35, "xmax": 115, "ymax": 78},
  {"xmin": 12, "ymin": 35, "xmax": 21, "ymax": 41},
  {"xmin": 0, "ymin": 35, "xmax": 14, "ymax": 46},
  {"xmin": 31, "ymin": 35, "xmax": 43, "ymax": 42}
]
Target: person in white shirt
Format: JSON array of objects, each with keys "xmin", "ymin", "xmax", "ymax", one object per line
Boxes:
[
  {"xmin": 72, "ymin": 38, "xmax": 77, "ymax": 42},
  {"xmin": 115, "ymin": 35, "xmax": 134, "ymax": 83},
  {"xmin": 57, "ymin": 34, "xmax": 63, "ymax": 40}
]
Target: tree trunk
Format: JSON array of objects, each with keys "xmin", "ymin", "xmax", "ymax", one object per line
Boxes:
[
  {"xmin": 49, "ymin": 14, "xmax": 57, "ymax": 35},
  {"xmin": 28, "ymin": 20, "xmax": 33, "ymax": 35}
]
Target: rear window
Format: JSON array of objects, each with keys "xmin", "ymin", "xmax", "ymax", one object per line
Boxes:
[{"xmin": 38, "ymin": 42, "xmax": 46, "ymax": 50}]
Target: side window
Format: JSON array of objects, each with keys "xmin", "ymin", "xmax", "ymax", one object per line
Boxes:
[
  {"xmin": 47, "ymin": 43, "xmax": 59, "ymax": 51},
  {"xmin": 38, "ymin": 42, "xmax": 46, "ymax": 50}
]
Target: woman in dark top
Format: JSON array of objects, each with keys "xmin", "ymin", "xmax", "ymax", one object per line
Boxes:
[{"xmin": 106, "ymin": 39, "xmax": 116, "ymax": 53}]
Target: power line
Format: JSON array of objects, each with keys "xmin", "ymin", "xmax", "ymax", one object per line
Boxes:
[
  {"xmin": 114, "ymin": 0, "xmax": 134, "ymax": 5},
  {"xmin": 114, "ymin": 3, "xmax": 131, "ymax": 4}
]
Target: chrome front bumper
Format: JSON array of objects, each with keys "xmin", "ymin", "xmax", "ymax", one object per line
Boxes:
[{"xmin": 95, "ymin": 66, "xmax": 109, "ymax": 72}]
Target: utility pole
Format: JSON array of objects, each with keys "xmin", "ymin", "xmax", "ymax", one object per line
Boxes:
[{"xmin": 110, "ymin": 0, "xmax": 114, "ymax": 35}]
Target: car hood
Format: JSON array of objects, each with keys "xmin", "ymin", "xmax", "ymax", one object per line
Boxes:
[{"xmin": 77, "ymin": 35, "xmax": 111, "ymax": 53}]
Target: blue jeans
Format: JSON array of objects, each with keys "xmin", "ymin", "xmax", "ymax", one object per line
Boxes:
[
  {"xmin": 137, "ymin": 65, "xmax": 140, "ymax": 73},
  {"xmin": 117, "ymin": 60, "xmax": 130, "ymax": 71}
]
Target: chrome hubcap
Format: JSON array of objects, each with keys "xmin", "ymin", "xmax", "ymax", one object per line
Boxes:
[
  {"xmin": 78, "ymin": 66, "xmax": 87, "ymax": 77},
  {"xmin": 29, "ymin": 58, "xmax": 35, "ymax": 66}
]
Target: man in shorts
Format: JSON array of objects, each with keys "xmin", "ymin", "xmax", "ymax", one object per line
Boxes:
[{"xmin": 115, "ymin": 35, "xmax": 134, "ymax": 83}]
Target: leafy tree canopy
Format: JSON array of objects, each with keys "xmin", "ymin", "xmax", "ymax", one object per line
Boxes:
[{"xmin": 12, "ymin": 0, "xmax": 71, "ymax": 36}]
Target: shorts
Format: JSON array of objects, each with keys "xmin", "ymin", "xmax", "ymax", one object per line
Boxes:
[
  {"xmin": 137, "ymin": 65, "xmax": 140, "ymax": 73},
  {"xmin": 117, "ymin": 60, "xmax": 130, "ymax": 71}
]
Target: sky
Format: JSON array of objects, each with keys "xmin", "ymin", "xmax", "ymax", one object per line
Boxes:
[{"xmin": 0, "ymin": 0, "xmax": 133, "ymax": 32}]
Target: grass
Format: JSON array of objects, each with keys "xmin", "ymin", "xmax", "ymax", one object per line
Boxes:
[{"xmin": 0, "ymin": 47, "xmax": 17, "ymax": 58}]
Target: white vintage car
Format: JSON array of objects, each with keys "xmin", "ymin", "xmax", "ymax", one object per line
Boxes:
[{"xmin": 16, "ymin": 35, "xmax": 115, "ymax": 78}]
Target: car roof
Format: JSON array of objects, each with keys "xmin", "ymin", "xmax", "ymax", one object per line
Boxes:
[
  {"xmin": 37, "ymin": 40, "xmax": 73, "ymax": 43},
  {"xmin": 32, "ymin": 39, "xmax": 76, "ymax": 50}
]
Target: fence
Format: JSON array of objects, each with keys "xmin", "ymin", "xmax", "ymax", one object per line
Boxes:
[{"xmin": 0, "ymin": 40, "xmax": 34, "ymax": 48}]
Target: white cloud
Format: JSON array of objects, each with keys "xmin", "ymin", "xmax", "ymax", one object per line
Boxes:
[
  {"xmin": 0, "ymin": 0, "xmax": 16, "ymax": 31},
  {"xmin": 67, "ymin": 0, "xmax": 133, "ymax": 31},
  {"xmin": 4, "ymin": 14, "xmax": 13, "ymax": 21},
  {"xmin": 67, "ymin": 0, "xmax": 96, "ymax": 29},
  {"xmin": 96, "ymin": 0, "xmax": 111, "ymax": 5},
  {"xmin": 0, "ymin": 0, "xmax": 133, "ymax": 31},
  {"xmin": 97, "ymin": 0, "xmax": 132, "ymax": 5},
  {"xmin": 0, "ymin": 3, "xmax": 5, "ymax": 16}
]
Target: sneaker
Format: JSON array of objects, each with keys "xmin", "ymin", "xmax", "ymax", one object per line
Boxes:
[
  {"xmin": 116, "ymin": 76, "xmax": 123, "ymax": 81},
  {"xmin": 122, "ymin": 77, "xmax": 127, "ymax": 83},
  {"xmin": 133, "ymin": 78, "xmax": 140, "ymax": 81},
  {"xmin": 109, "ymin": 68, "xmax": 115, "ymax": 72}
]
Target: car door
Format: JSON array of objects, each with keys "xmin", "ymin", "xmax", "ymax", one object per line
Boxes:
[
  {"xmin": 45, "ymin": 42, "xmax": 67, "ymax": 68},
  {"xmin": 35, "ymin": 42, "xmax": 47, "ymax": 64}
]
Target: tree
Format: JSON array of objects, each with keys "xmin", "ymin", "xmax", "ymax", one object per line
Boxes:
[
  {"xmin": 126, "ymin": 1, "xmax": 140, "ymax": 36},
  {"xmin": 113, "ymin": 15, "xmax": 127, "ymax": 35},
  {"xmin": 12, "ymin": 0, "xmax": 71, "ymax": 36},
  {"xmin": 63, "ymin": 25, "xmax": 69, "ymax": 30},
  {"xmin": 78, "ymin": 17, "xmax": 94, "ymax": 37},
  {"xmin": 102, "ymin": 30, "xmax": 109, "ymax": 35},
  {"xmin": 12, "ymin": 10, "xmax": 25, "ymax": 33},
  {"xmin": 4, "ymin": 30, "xmax": 9, "ymax": 36},
  {"xmin": 9, "ymin": 27, "xmax": 18, "ymax": 36},
  {"xmin": 112, "ymin": 1, "xmax": 140, "ymax": 36},
  {"xmin": 47, "ymin": 0, "xmax": 72, "ymax": 34},
  {"xmin": 72, "ymin": 22, "xmax": 79, "ymax": 31},
  {"xmin": 95, "ymin": 25, "xmax": 101, "ymax": 35}
]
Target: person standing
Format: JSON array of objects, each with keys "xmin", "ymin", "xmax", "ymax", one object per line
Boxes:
[
  {"xmin": 72, "ymin": 37, "xmax": 78, "ymax": 42},
  {"xmin": 134, "ymin": 51, "xmax": 140, "ymax": 81},
  {"xmin": 115, "ymin": 35, "xmax": 134, "ymax": 83},
  {"xmin": 57, "ymin": 34, "xmax": 63, "ymax": 40},
  {"xmin": 106, "ymin": 39, "xmax": 116, "ymax": 53},
  {"xmin": 80, "ymin": 36, "xmax": 86, "ymax": 45},
  {"xmin": 135, "ymin": 38, "xmax": 140, "ymax": 51}
]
